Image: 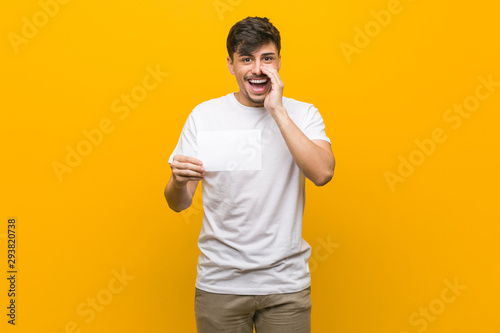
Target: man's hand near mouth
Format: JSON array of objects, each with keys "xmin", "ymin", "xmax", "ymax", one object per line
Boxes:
[{"xmin": 261, "ymin": 67, "xmax": 285, "ymax": 117}]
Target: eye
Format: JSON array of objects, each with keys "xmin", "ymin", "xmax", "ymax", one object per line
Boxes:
[
  {"xmin": 264, "ymin": 56, "xmax": 273, "ymax": 61},
  {"xmin": 242, "ymin": 58, "xmax": 251, "ymax": 63}
]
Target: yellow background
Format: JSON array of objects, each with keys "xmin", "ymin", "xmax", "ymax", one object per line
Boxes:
[{"xmin": 1, "ymin": 0, "xmax": 499, "ymax": 332}]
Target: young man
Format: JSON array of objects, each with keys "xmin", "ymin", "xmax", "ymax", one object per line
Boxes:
[{"xmin": 165, "ymin": 16, "xmax": 335, "ymax": 333}]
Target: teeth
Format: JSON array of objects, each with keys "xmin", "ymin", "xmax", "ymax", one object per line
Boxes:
[{"xmin": 249, "ymin": 79, "xmax": 267, "ymax": 84}]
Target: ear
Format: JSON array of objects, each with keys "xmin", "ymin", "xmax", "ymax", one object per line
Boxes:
[
  {"xmin": 278, "ymin": 54, "xmax": 281, "ymax": 71},
  {"xmin": 227, "ymin": 56, "xmax": 235, "ymax": 75}
]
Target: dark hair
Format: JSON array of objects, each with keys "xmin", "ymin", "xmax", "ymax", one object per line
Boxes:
[{"xmin": 226, "ymin": 16, "xmax": 281, "ymax": 62}]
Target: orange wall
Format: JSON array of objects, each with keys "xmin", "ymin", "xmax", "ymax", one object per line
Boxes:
[{"xmin": 1, "ymin": 0, "xmax": 499, "ymax": 332}]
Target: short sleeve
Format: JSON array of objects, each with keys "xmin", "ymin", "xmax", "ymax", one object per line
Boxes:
[
  {"xmin": 302, "ymin": 105, "xmax": 331, "ymax": 144},
  {"xmin": 168, "ymin": 111, "xmax": 198, "ymax": 164}
]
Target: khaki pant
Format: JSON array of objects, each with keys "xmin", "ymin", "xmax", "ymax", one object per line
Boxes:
[{"xmin": 194, "ymin": 286, "xmax": 312, "ymax": 333}]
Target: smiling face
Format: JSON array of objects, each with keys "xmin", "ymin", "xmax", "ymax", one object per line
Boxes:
[{"xmin": 227, "ymin": 41, "xmax": 281, "ymax": 107}]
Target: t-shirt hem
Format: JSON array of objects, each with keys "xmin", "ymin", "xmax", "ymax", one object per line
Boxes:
[
  {"xmin": 195, "ymin": 281, "xmax": 312, "ymax": 295},
  {"xmin": 308, "ymin": 136, "xmax": 331, "ymax": 144}
]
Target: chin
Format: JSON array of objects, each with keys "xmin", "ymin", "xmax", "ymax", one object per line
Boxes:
[
  {"xmin": 250, "ymin": 98, "xmax": 265, "ymax": 105},
  {"xmin": 246, "ymin": 92, "xmax": 266, "ymax": 105}
]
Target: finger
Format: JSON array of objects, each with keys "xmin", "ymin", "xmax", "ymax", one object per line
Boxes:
[
  {"xmin": 260, "ymin": 67, "xmax": 275, "ymax": 85},
  {"xmin": 172, "ymin": 155, "xmax": 203, "ymax": 165},
  {"xmin": 261, "ymin": 67, "xmax": 281, "ymax": 86},
  {"xmin": 181, "ymin": 176, "xmax": 204, "ymax": 182},
  {"xmin": 174, "ymin": 175, "xmax": 203, "ymax": 185},
  {"xmin": 174, "ymin": 168, "xmax": 204, "ymax": 179},
  {"xmin": 173, "ymin": 161, "xmax": 205, "ymax": 174}
]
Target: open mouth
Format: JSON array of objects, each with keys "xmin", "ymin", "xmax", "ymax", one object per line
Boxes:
[{"xmin": 247, "ymin": 77, "xmax": 270, "ymax": 94}]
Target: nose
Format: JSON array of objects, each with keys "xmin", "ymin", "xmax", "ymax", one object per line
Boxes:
[{"xmin": 251, "ymin": 59, "xmax": 262, "ymax": 76}]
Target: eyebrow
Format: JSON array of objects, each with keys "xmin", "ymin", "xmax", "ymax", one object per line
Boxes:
[{"xmin": 238, "ymin": 52, "xmax": 276, "ymax": 58}]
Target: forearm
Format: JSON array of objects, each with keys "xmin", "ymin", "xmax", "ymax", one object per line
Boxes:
[
  {"xmin": 164, "ymin": 177, "xmax": 194, "ymax": 212},
  {"xmin": 272, "ymin": 107, "xmax": 335, "ymax": 186}
]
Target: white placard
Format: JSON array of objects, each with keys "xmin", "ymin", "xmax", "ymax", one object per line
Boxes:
[{"xmin": 197, "ymin": 130, "xmax": 262, "ymax": 171}]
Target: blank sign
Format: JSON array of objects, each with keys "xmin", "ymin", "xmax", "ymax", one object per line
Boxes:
[{"xmin": 197, "ymin": 130, "xmax": 262, "ymax": 171}]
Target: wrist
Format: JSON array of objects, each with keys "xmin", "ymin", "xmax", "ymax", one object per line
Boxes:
[{"xmin": 271, "ymin": 106, "xmax": 289, "ymax": 122}]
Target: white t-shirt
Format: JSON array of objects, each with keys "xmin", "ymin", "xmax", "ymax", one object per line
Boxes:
[{"xmin": 168, "ymin": 92, "xmax": 330, "ymax": 295}]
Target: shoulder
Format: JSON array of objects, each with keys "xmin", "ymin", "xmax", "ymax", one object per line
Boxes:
[
  {"xmin": 282, "ymin": 96, "xmax": 327, "ymax": 130},
  {"xmin": 192, "ymin": 94, "xmax": 232, "ymax": 113},
  {"xmin": 282, "ymin": 96, "xmax": 316, "ymax": 111},
  {"xmin": 181, "ymin": 94, "xmax": 231, "ymax": 126},
  {"xmin": 282, "ymin": 96, "xmax": 318, "ymax": 121}
]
